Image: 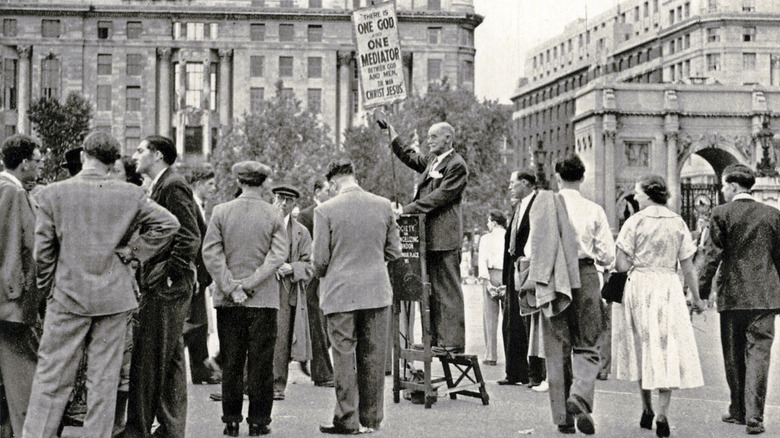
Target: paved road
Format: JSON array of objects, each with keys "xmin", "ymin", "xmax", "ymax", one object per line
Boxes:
[{"xmin": 175, "ymin": 283, "xmax": 780, "ymax": 437}]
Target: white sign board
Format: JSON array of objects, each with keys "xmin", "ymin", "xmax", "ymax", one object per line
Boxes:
[{"xmin": 352, "ymin": 1, "xmax": 407, "ymax": 109}]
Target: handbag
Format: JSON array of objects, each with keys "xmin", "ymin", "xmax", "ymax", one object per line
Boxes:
[{"xmin": 601, "ymin": 271, "xmax": 628, "ymax": 304}]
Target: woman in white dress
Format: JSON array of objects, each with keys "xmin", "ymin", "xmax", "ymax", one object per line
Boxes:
[{"xmin": 612, "ymin": 174, "xmax": 706, "ymax": 437}]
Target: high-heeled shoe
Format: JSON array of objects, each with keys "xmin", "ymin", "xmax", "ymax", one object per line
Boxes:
[
  {"xmin": 655, "ymin": 415, "xmax": 670, "ymax": 438},
  {"xmin": 640, "ymin": 409, "xmax": 655, "ymax": 430}
]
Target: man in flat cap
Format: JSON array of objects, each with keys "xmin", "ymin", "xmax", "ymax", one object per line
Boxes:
[
  {"xmin": 61, "ymin": 147, "xmax": 83, "ymax": 177},
  {"xmin": 270, "ymin": 184, "xmax": 314, "ymax": 401},
  {"xmin": 313, "ymin": 159, "xmax": 402, "ymax": 435},
  {"xmin": 203, "ymin": 161, "xmax": 288, "ymax": 437}
]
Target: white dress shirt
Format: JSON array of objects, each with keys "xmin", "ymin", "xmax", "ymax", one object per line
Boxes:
[
  {"xmin": 478, "ymin": 227, "xmax": 506, "ymax": 279},
  {"xmin": 429, "ymin": 148, "xmax": 454, "ymax": 172},
  {"xmin": 513, "ymin": 191, "xmax": 535, "ymax": 259},
  {"xmin": 558, "ymin": 188, "xmax": 615, "ymax": 268}
]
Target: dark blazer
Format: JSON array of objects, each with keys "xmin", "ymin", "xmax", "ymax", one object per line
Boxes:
[
  {"xmin": 502, "ymin": 193, "xmax": 536, "ymax": 290},
  {"xmin": 297, "ymin": 204, "xmax": 315, "ymax": 236},
  {"xmin": 699, "ymin": 198, "xmax": 780, "ymax": 311},
  {"xmin": 139, "ymin": 167, "xmax": 201, "ymax": 297},
  {"xmin": 0, "ymin": 174, "xmax": 38, "ymax": 325},
  {"xmin": 391, "ymin": 138, "xmax": 468, "ymax": 251}
]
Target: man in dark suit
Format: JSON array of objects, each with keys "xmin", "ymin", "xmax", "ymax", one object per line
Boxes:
[
  {"xmin": 0, "ymin": 134, "xmax": 43, "ymax": 437},
  {"xmin": 499, "ymin": 169, "xmax": 546, "ymax": 387},
  {"xmin": 312, "ymin": 159, "xmax": 402, "ymax": 434},
  {"xmin": 23, "ymin": 132, "xmax": 180, "ymax": 438},
  {"xmin": 699, "ymin": 164, "xmax": 780, "ymax": 436},
  {"xmin": 296, "ymin": 177, "xmax": 335, "ymax": 388},
  {"xmin": 386, "ymin": 122, "xmax": 468, "ymax": 352},
  {"xmin": 126, "ymin": 135, "xmax": 202, "ymax": 438}
]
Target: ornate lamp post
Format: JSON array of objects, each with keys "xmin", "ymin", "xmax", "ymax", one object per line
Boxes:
[
  {"xmin": 534, "ymin": 139, "xmax": 549, "ymax": 189},
  {"xmin": 756, "ymin": 118, "xmax": 778, "ymax": 178}
]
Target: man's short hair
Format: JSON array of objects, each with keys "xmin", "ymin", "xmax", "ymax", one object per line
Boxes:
[
  {"xmin": 2, "ymin": 134, "xmax": 40, "ymax": 170},
  {"xmin": 325, "ymin": 159, "xmax": 355, "ymax": 180},
  {"xmin": 514, "ymin": 169, "xmax": 537, "ymax": 186},
  {"xmin": 555, "ymin": 154, "xmax": 586, "ymax": 182},
  {"xmin": 488, "ymin": 209, "xmax": 507, "ymax": 229},
  {"xmin": 723, "ymin": 164, "xmax": 756, "ymax": 190},
  {"xmin": 144, "ymin": 135, "xmax": 177, "ymax": 165},
  {"xmin": 83, "ymin": 131, "xmax": 121, "ymax": 165},
  {"xmin": 186, "ymin": 166, "xmax": 215, "ymax": 185}
]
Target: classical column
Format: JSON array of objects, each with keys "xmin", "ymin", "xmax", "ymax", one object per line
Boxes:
[
  {"xmin": 175, "ymin": 52, "xmax": 186, "ymax": 157},
  {"xmin": 157, "ymin": 48, "xmax": 173, "ymax": 137},
  {"xmin": 665, "ymin": 131, "xmax": 680, "ymax": 213},
  {"xmin": 218, "ymin": 49, "xmax": 232, "ymax": 130},
  {"xmin": 603, "ymin": 130, "xmax": 617, "ymax": 230},
  {"xmin": 16, "ymin": 46, "xmax": 32, "ymax": 135},
  {"xmin": 402, "ymin": 52, "xmax": 413, "ymax": 95},
  {"xmin": 202, "ymin": 54, "xmax": 211, "ymax": 157},
  {"xmin": 337, "ymin": 51, "xmax": 352, "ymax": 147}
]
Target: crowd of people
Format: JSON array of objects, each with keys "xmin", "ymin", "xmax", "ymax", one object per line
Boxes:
[{"xmin": 0, "ymin": 120, "xmax": 776, "ymax": 438}]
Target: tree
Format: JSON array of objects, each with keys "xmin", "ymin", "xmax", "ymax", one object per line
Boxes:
[
  {"xmin": 210, "ymin": 81, "xmax": 339, "ymax": 205},
  {"xmin": 343, "ymin": 81, "xmax": 513, "ymax": 233},
  {"xmin": 28, "ymin": 92, "xmax": 93, "ymax": 183}
]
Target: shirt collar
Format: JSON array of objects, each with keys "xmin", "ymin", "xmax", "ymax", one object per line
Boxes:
[
  {"xmin": 733, "ymin": 193, "xmax": 755, "ymax": 202},
  {"xmin": 0, "ymin": 171, "xmax": 24, "ymax": 189},
  {"xmin": 431, "ymin": 148, "xmax": 455, "ymax": 167},
  {"xmin": 149, "ymin": 167, "xmax": 168, "ymax": 192}
]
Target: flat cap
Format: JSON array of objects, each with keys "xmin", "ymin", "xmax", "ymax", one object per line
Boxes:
[
  {"xmin": 232, "ymin": 160, "xmax": 271, "ymax": 185},
  {"xmin": 272, "ymin": 184, "xmax": 300, "ymax": 199},
  {"xmin": 61, "ymin": 147, "xmax": 83, "ymax": 169}
]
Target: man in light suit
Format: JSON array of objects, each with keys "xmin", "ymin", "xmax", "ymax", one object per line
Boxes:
[
  {"xmin": 23, "ymin": 132, "xmax": 180, "ymax": 438},
  {"xmin": 126, "ymin": 135, "xmax": 202, "ymax": 438},
  {"xmin": 296, "ymin": 177, "xmax": 335, "ymax": 388},
  {"xmin": 313, "ymin": 159, "xmax": 402, "ymax": 435},
  {"xmin": 699, "ymin": 164, "xmax": 780, "ymax": 436},
  {"xmin": 386, "ymin": 122, "xmax": 468, "ymax": 353},
  {"xmin": 271, "ymin": 184, "xmax": 313, "ymax": 401},
  {"xmin": 0, "ymin": 134, "xmax": 43, "ymax": 437},
  {"xmin": 203, "ymin": 161, "xmax": 288, "ymax": 437}
]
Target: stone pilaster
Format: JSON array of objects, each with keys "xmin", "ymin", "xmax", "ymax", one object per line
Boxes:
[
  {"xmin": 16, "ymin": 46, "xmax": 32, "ymax": 134},
  {"xmin": 156, "ymin": 48, "xmax": 173, "ymax": 137},
  {"xmin": 665, "ymin": 130, "xmax": 680, "ymax": 213},
  {"xmin": 218, "ymin": 49, "xmax": 232, "ymax": 129},
  {"xmin": 602, "ymin": 129, "xmax": 617, "ymax": 230},
  {"xmin": 337, "ymin": 51, "xmax": 353, "ymax": 147}
]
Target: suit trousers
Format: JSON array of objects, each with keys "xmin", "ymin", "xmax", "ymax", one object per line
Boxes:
[
  {"xmin": 427, "ymin": 250, "xmax": 465, "ymax": 349},
  {"xmin": 482, "ymin": 269, "xmax": 503, "ymax": 363},
  {"xmin": 23, "ymin": 299, "xmax": 129, "ymax": 438},
  {"xmin": 0, "ymin": 321, "xmax": 37, "ymax": 436},
  {"xmin": 217, "ymin": 307, "xmax": 277, "ymax": 425},
  {"xmin": 327, "ymin": 306, "xmax": 390, "ymax": 431},
  {"xmin": 598, "ymin": 302, "xmax": 612, "ymax": 376},
  {"xmin": 306, "ymin": 278, "xmax": 334, "ymax": 383},
  {"xmin": 502, "ymin": 286, "xmax": 531, "ymax": 383},
  {"xmin": 720, "ymin": 310, "xmax": 777, "ymax": 423},
  {"xmin": 542, "ymin": 263, "xmax": 603, "ymax": 426},
  {"xmin": 125, "ymin": 280, "xmax": 193, "ymax": 438}
]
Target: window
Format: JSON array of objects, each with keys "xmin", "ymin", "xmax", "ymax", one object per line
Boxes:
[
  {"xmin": 184, "ymin": 126, "xmax": 202, "ymax": 155},
  {"xmin": 460, "ymin": 28, "xmax": 474, "ymax": 47},
  {"xmin": 643, "ymin": 2, "xmax": 649, "ymax": 17},
  {"xmin": 743, "ymin": 53, "xmax": 756, "ymax": 70},
  {"xmin": 41, "ymin": 56, "xmax": 60, "ymax": 99},
  {"xmin": 126, "ymin": 86, "xmax": 141, "ymax": 111},
  {"xmin": 307, "ymin": 25, "xmax": 322, "ymax": 42},
  {"xmin": 307, "ymin": 57, "xmax": 322, "ymax": 78},
  {"xmin": 624, "ymin": 141, "xmax": 650, "ymax": 167},
  {"xmin": 279, "ymin": 24, "xmax": 294, "ymax": 42},
  {"xmin": 684, "ymin": 2, "xmax": 690, "ymax": 18},
  {"xmin": 209, "ymin": 63, "xmax": 217, "ymax": 111},
  {"xmin": 186, "ymin": 23, "xmax": 203, "ymax": 40},
  {"xmin": 677, "ymin": 6, "xmax": 682, "ymax": 21},
  {"xmin": 706, "ymin": 28, "xmax": 720, "ymax": 43},
  {"xmin": 653, "ymin": 0, "xmax": 658, "ymax": 12},
  {"xmin": 708, "ymin": 0, "xmax": 718, "ymax": 12},
  {"xmin": 743, "ymin": 27, "xmax": 756, "ymax": 42},
  {"xmin": 427, "ymin": 59, "xmax": 442, "ymax": 82},
  {"xmin": 2, "ymin": 59, "xmax": 17, "ymax": 110},
  {"xmin": 3, "ymin": 19, "xmax": 17, "ymax": 37},
  {"xmin": 307, "ymin": 88, "xmax": 321, "ymax": 114},
  {"xmin": 250, "ymin": 87, "xmax": 264, "ymax": 112},
  {"xmin": 97, "ymin": 85, "xmax": 111, "ymax": 111},
  {"xmin": 309, "ymin": 0, "xmax": 322, "ymax": 7},
  {"xmin": 461, "ymin": 60, "xmax": 474, "ymax": 83},
  {"xmin": 250, "ymin": 56, "xmax": 264, "ymax": 77},
  {"xmin": 209, "ymin": 23, "xmax": 218, "ymax": 39},
  {"xmin": 669, "ymin": 10, "xmax": 675, "ymax": 25},
  {"xmin": 706, "ymin": 53, "xmax": 721, "ymax": 71},
  {"xmin": 97, "ymin": 54, "xmax": 112, "ymax": 75},
  {"xmin": 97, "ymin": 21, "xmax": 112, "ymax": 39},
  {"xmin": 428, "ymin": 0, "xmax": 441, "ymax": 10},
  {"xmin": 352, "ymin": 0, "xmax": 360, "ymax": 7},
  {"xmin": 126, "ymin": 21, "xmax": 142, "ymax": 39},
  {"xmin": 125, "ymin": 126, "xmax": 140, "ymax": 155},
  {"xmin": 428, "ymin": 27, "xmax": 441, "ymax": 45},
  {"xmin": 669, "ymin": 41, "xmax": 675, "ymax": 55},
  {"xmin": 634, "ymin": 6, "xmax": 639, "ymax": 21},
  {"xmin": 743, "ymin": 0, "xmax": 755, "ymax": 11},
  {"xmin": 42, "ymin": 19, "xmax": 60, "ymax": 38},
  {"xmin": 684, "ymin": 33, "xmax": 691, "ymax": 49},
  {"xmin": 280, "ymin": 0, "xmax": 294, "ymax": 6},
  {"xmin": 185, "ymin": 62, "xmax": 203, "ymax": 108},
  {"xmin": 279, "ymin": 56, "xmax": 293, "ymax": 77},
  {"xmin": 250, "ymin": 23, "xmax": 265, "ymax": 41},
  {"xmin": 126, "ymin": 54, "xmax": 142, "ymax": 76}
]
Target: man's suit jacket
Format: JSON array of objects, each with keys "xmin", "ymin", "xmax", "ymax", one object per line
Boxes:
[
  {"xmin": 35, "ymin": 169, "xmax": 180, "ymax": 316},
  {"xmin": 297, "ymin": 204, "xmax": 315, "ymax": 236},
  {"xmin": 311, "ymin": 185, "xmax": 402, "ymax": 315},
  {"xmin": 502, "ymin": 193, "xmax": 536, "ymax": 291},
  {"xmin": 699, "ymin": 198, "xmax": 780, "ymax": 311},
  {"xmin": 0, "ymin": 174, "xmax": 38, "ymax": 325},
  {"xmin": 203, "ymin": 193, "xmax": 288, "ymax": 308},
  {"xmin": 391, "ymin": 138, "xmax": 468, "ymax": 251},
  {"xmin": 139, "ymin": 167, "xmax": 201, "ymax": 299}
]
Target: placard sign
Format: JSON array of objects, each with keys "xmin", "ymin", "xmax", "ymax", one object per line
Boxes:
[
  {"xmin": 388, "ymin": 214, "xmax": 425, "ymax": 301},
  {"xmin": 352, "ymin": 1, "xmax": 407, "ymax": 109}
]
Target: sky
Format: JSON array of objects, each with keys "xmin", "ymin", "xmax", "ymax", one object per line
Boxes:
[{"xmin": 474, "ymin": 0, "xmax": 616, "ymax": 103}]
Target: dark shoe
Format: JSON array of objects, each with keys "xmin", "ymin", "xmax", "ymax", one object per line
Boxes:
[
  {"xmin": 273, "ymin": 391, "xmax": 285, "ymax": 401},
  {"xmin": 482, "ymin": 359, "xmax": 497, "ymax": 366},
  {"xmin": 314, "ymin": 380, "xmax": 335, "ymax": 388},
  {"xmin": 747, "ymin": 420, "xmax": 766, "ymax": 435},
  {"xmin": 655, "ymin": 415, "xmax": 670, "ymax": 438},
  {"xmin": 497, "ymin": 379, "xmax": 523, "ymax": 386},
  {"xmin": 526, "ymin": 380, "xmax": 542, "ymax": 388},
  {"xmin": 249, "ymin": 423, "xmax": 271, "ymax": 436},
  {"xmin": 596, "ymin": 372, "xmax": 608, "ymax": 381},
  {"xmin": 566, "ymin": 394, "xmax": 595, "ymax": 435},
  {"xmin": 193, "ymin": 375, "xmax": 222, "ymax": 385},
  {"xmin": 722, "ymin": 414, "xmax": 747, "ymax": 425},
  {"xmin": 300, "ymin": 361, "xmax": 311, "ymax": 377},
  {"xmin": 319, "ymin": 424, "xmax": 373, "ymax": 434},
  {"xmin": 223, "ymin": 422, "xmax": 239, "ymax": 437},
  {"xmin": 210, "ymin": 393, "xmax": 223, "ymax": 402},
  {"xmin": 557, "ymin": 424, "xmax": 576, "ymax": 434},
  {"xmin": 640, "ymin": 409, "xmax": 655, "ymax": 430}
]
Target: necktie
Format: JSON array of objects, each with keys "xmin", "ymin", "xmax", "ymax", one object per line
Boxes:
[
  {"xmin": 508, "ymin": 203, "xmax": 521, "ymax": 257},
  {"xmin": 287, "ymin": 219, "xmax": 294, "ymax": 261}
]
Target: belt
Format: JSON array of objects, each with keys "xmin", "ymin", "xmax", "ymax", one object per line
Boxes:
[{"xmin": 578, "ymin": 258, "xmax": 595, "ymax": 267}]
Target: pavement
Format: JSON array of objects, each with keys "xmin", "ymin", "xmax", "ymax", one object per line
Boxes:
[{"xmin": 143, "ymin": 282, "xmax": 780, "ymax": 437}]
